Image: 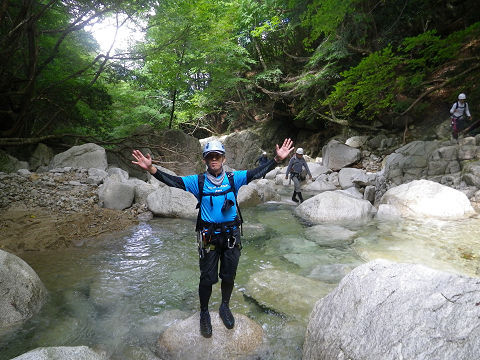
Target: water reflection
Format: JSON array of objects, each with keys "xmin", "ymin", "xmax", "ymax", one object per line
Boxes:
[
  {"xmin": 2, "ymin": 203, "xmax": 480, "ymax": 359},
  {"xmin": 354, "ymin": 216, "xmax": 480, "ymax": 277}
]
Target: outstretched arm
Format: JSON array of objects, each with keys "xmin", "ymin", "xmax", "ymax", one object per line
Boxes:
[
  {"xmin": 131, "ymin": 149, "xmax": 186, "ymax": 189},
  {"xmin": 247, "ymin": 138, "xmax": 294, "ymax": 182}
]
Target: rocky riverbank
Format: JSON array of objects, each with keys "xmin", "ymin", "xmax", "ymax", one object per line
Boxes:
[{"xmin": 0, "ymin": 169, "xmax": 140, "ymax": 253}]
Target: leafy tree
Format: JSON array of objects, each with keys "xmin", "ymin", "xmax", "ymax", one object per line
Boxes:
[
  {"xmin": 0, "ymin": 0, "xmax": 150, "ymax": 139},
  {"xmin": 141, "ymin": 0, "xmax": 252, "ymax": 132}
]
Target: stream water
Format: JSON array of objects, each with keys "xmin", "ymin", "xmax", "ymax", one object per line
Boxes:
[{"xmin": 2, "ymin": 189, "xmax": 480, "ymax": 360}]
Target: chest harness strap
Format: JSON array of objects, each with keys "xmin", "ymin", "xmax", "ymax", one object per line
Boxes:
[{"xmin": 195, "ymin": 172, "xmax": 244, "ymax": 258}]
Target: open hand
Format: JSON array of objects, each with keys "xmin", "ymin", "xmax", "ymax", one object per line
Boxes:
[
  {"xmin": 275, "ymin": 138, "xmax": 294, "ymax": 161},
  {"xmin": 132, "ymin": 149, "xmax": 153, "ymax": 171}
]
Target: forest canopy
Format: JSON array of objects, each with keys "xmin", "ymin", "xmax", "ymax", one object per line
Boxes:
[{"xmin": 1, "ymin": 0, "xmax": 479, "ymax": 145}]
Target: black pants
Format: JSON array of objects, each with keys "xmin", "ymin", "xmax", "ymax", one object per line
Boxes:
[{"xmin": 199, "ymin": 230, "xmax": 241, "ymax": 286}]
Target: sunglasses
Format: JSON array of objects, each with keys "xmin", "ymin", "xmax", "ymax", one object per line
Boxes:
[{"xmin": 205, "ymin": 152, "xmax": 224, "ymax": 160}]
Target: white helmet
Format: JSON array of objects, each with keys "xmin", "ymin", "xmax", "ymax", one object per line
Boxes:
[
  {"xmin": 202, "ymin": 140, "xmax": 225, "ymax": 158},
  {"xmin": 458, "ymin": 93, "xmax": 467, "ymax": 100},
  {"xmin": 262, "ymin": 151, "xmax": 267, "ymax": 155},
  {"xmin": 296, "ymin": 147, "xmax": 304, "ymax": 155}
]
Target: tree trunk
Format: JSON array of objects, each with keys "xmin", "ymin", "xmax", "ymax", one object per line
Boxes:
[{"xmin": 168, "ymin": 89, "xmax": 177, "ymax": 129}]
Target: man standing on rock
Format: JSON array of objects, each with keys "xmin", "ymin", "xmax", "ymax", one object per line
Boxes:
[
  {"xmin": 132, "ymin": 138, "xmax": 293, "ymax": 338},
  {"xmin": 450, "ymin": 93, "xmax": 472, "ymax": 139},
  {"xmin": 285, "ymin": 147, "xmax": 312, "ymax": 203}
]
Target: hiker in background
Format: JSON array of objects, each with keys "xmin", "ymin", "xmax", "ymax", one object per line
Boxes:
[
  {"xmin": 450, "ymin": 93, "xmax": 472, "ymax": 139},
  {"xmin": 285, "ymin": 147, "xmax": 312, "ymax": 203},
  {"xmin": 255, "ymin": 151, "xmax": 269, "ymax": 178},
  {"xmin": 131, "ymin": 138, "xmax": 293, "ymax": 338}
]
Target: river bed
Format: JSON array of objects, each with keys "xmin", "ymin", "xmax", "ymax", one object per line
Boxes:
[{"xmin": 2, "ymin": 195, "xmax": 480, "ymax": 359}]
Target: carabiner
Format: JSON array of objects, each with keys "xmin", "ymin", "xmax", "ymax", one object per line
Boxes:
[{"xmin": 227, "ymin": 235, "xmax": 236, "ymax": 249}]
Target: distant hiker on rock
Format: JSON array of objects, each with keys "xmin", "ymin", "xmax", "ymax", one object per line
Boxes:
[
  {"xmin": 255, "ymin": 151, "xmax": 269, "ymax": 178},
  {"xmin": 450, "ymin": 93, "xmax": 472, "ymax": 139},
  {"xmin": 132, "ymin": 138, "xmax": 294, "ymax": 338},
  {"xmin": 285, "ymin": 147, "xmax": 312, "ymax": 203}
]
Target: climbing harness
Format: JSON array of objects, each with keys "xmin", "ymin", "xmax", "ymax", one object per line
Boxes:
[{"xmin": 195, "ymin": 172, "xmax": 243, "ymax": 259}]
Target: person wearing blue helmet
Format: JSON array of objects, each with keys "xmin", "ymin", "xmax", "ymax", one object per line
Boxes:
[{"xmin": 132, "ymin": 138, "xmax": 293, "ymax": 338}]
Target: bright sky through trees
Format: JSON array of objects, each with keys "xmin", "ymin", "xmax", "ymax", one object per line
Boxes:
[{"xmin": 86, "ymin": 15, "xmax": 145, "ymax": 53}]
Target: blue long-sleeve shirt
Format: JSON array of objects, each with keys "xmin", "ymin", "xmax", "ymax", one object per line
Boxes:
[{"xmin": 151, "ymin": 159, "xmax": 277, "ymax": 224}]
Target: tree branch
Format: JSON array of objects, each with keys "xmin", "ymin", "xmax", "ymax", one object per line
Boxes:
[
  {"xmin": 400, "ymin": 63, "xmax": 480, "ymax": 116},
  {"xmin": 255, "ymin": 84, "xmax": 296, "ymax": 99},
  {"xmin": 311, "ymin": 110, "xmax": 349, "ymax": 126}
]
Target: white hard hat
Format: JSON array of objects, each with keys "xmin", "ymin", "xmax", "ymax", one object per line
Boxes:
[
  {"xmin": 262, "ymin": 151, "xmax": 267, "ymax": 155},
  {"xmin": 458, "ymin": 93, "xmax": 466, "ymax": 100},
  {"xmin": 296, "ymin": 147, "xmax": 304, "ymax": 155},
  {"xmin": 202, "ymin": 140, "xmax": 225, "ymax": 158}
]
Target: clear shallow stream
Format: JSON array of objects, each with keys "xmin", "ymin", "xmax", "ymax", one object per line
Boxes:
[{"xmin": 2, "ymin": 191, "xmax": 480, "ymax": 359}]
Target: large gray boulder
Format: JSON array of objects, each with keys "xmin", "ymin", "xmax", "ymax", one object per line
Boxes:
[
  {"xmin": 29, "ymin": 143, "xmax": 54, "ymax": 171},
  {"xmin": 427, "ymin": 145, "xmax": 460, "ymax": 176},
  {"xmin": 10, "ymin": 346, "xmax": 106, "ymax": 360},
  {"xmin": 345, "ymin": 135, "xmax": 368, "ymax": 148},
  {"xmin": 107, "ymin": 127, "xmax": 203, "ymax": 180},
  {"xmin": 463, "ymin": 160, "xmax": 480, "ymax": 187},
  {"xmin": 378, "ymin": 179, "xmax": 475, "ymax": 220},
  {"xmin": 303, "ymin": 259, "xmax": 480, "ymax": 360},
  {"xmin": 383, "ymin": 140, "xmax": 440, "ymax": 185},
  {"xmin": 295, "ymin": 191, "xmax": 376, "ymax": 224},
  {"xmin": 98, "ymin": 182, "xmax": 135, "ymax": 210},
  {"xmin": 132, "ymin": 182, "xmax": 157, "ymax": 204},
  {"xmin": 224, "ymin": 130, "xmax": 263, "ymax": 169},
  {"xmin": 308, "ymin": 162, "xmax": 330, "ymax": 179},
  {"xmin": 202, "ymin": 130, "xmax": 263, "ymax": 170},
  {"xmin": 255, "ymin": 178, "xmax": 281, "ymax": 202},
  {"xmin": 338, "ymin": 167, "xmax": 376, "ymax": 189},
  {"xmin": 156, "ymin": 312, "xmax": 263, "ymax": 360},
  {"xmin": 237, "ymin": 179, "xmax": 280, "ymax": 207},
  {"xmin": 301, "ymin": 177, "xmax": 337, "ymax": 192},
  {"xmin": 237, "ymin": 182, "xmax": 263, "ymax": 207},
  {"xmin": 0, "ymin": 250, "xmax": 47, "ymax": 329},
  {"xmin": 322, "ymin": 140, "xmax": 361, "ymax": 171},
  {"xmin": 147, "ymin": 187, "xmax": 198, "ymax": 218},
  {"xmin": 49, "ymin": 143, "xmax": 107, "ymax": 170},
  {"xmin": 86, "ymin": 168, "xmax": 108, "ymax": 185},
  {"xmin": 0, "ymin": 150, "xmax": 29, "ymax": 173}
]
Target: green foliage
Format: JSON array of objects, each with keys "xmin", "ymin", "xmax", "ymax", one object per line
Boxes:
[
  {"xmin": 324, "ymin": 46, "xmax": 402, "ymax": 120},
  {"xmin": 2, "ymin": 0, "xmax": 479, "ymax": 141},
  {"xmin": 255, "ymin": 69, "xmax": 284, "ymax": 85},
  {"xmin": 324, "ymin": 21, "xmax": 480, "ymax": 122},
  {"xmin": 250, "ymin": 16, "xmax": 282, "ymax": 38},
  {"xmin": 103, "ymin": 81, "xmax": 171, "ymax": 137},
  {"xmin": 300, "ymin": 0, "xmax": 356, "ymax": 47}
]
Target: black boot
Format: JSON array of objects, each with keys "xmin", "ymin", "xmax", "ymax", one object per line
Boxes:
[
  {"xmin": 200, "ymin": 310, "xmax": 212, "ymax": 338},
  {"xmin": 219, "ymin": 302, "xmax": 235, "ymax": 329},
  {"xmin": 297, "ymin": 192, "xmax": 304, "ymax": 203},
  {"xmin": 292, "ymin": 191, "xmax": 299, "ymax": 202}
]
